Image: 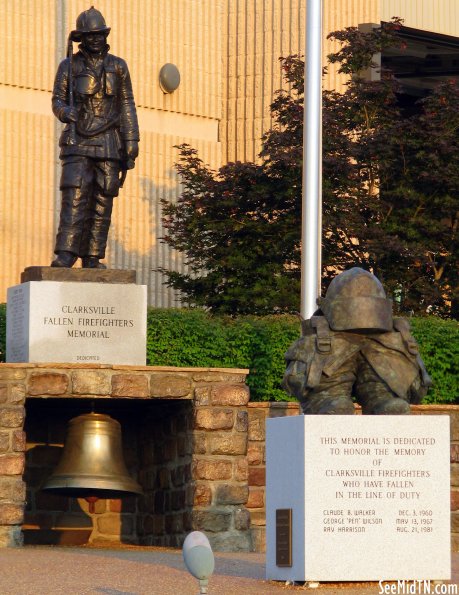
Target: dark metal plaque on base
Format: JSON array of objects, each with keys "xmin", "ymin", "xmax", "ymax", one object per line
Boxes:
[{"xmin": 276, "ymin": 508, "xmax": 292, "ymax": 567}]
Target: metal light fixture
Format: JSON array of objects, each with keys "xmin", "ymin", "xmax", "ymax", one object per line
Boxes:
[
  {"xmin": 159, "ymin": 63, "xmax": 181, "ymax": 93},
  {"xmin": 183, "ymin": 531, "xmax": 215, "ymax": 594}
]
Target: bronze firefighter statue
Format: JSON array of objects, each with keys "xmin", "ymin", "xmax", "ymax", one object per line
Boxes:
[
  {"xmin": 51, "ymin": 7, "xmax": 139, "ymax": 268},
  {"xmin": 283, "ymin": 268, "xmax": 431, "ymax": 414}
]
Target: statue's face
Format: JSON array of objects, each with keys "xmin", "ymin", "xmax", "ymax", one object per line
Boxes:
[{"xmin": 81, "ymin": 32, "xmax": 107, "ymax": 54}]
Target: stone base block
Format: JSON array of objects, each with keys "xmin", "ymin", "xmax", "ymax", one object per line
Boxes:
[
  {"xmin": 7, "ymin": 281, "xmax": 147, "ymax": 365},
  {"xmin": 0, "ymin": 526, "xmax": 23, "ymax": 547},
  {"xmin": 250, "ymin": 525, "xmax": 266, "ymax": 552},
  {"xmin": 266, "ymin": 415, "xmax": 451, "ymax": 582}
]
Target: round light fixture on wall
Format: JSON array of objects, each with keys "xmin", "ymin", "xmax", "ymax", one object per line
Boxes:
[{"xmin": 159, "ymin": 63, "xmax": 181, "ymax": 93}]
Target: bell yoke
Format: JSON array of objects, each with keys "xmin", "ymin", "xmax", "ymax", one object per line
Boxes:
[
  {"xmin": 51, "ymin": 7, "xmax": 139, "ymax": 268},
  {"xmin": 283, "ymin": 268, "xmax": 432, "ymax": 415}
]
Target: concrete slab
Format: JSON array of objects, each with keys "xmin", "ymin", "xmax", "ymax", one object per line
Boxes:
[{"xmin": 0, "ymin": 546, "xmax": 455, "ymax": 595}]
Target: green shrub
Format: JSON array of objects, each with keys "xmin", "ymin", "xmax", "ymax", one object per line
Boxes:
[
  {"xmin": 0, "ymin": 305, "xmax": 457, "ymax": 403},
  {"xmin": 238, "ymin": 315, "xmax": 300, "ymax": 402},
  {"xmin": 146, "ymin": 308, "xmax": 252, "ymax": 369},
  {"xmin": 409, "ymin": 317, "xmax": 459, "ymax": 404}
]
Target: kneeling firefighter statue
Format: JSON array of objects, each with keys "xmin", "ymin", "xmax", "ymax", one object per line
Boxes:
[
  {"xmin": 51, "ymin": 7, "xmax": 139, "ymax": 269},
  {"xmin": 283, "ymin": 268, "xmax": 432, "ymax": 415}
]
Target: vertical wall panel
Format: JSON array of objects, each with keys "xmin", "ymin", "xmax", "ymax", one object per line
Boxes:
[
  {"xmin": 0, "ymin": 0, "xmax": 57, "ymax": 90},
  {"xmin": 382, "ymin": 0, "xmax": 459, "ymax": 37},
  {"xmin": 0, "ymin": 110, "xmax": 55, "ymax": 289}
]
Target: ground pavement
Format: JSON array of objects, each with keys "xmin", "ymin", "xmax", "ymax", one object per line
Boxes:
[{"xmin": 0, "ymin": 546, "xmax": 456, "ymax": 595}]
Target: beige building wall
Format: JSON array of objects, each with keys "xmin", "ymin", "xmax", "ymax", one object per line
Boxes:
[
  {"xmin": 1, "ymin": 1, "xmax": 459, "ymax": 306},
  {"xmin": 381, "ymin": 0, "xmax": 459, "ymax": 36}
]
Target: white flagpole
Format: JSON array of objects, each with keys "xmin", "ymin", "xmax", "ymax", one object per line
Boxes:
[{"xmin": 300, "ymin": 0, "xmax": 323, "ymax": 320}]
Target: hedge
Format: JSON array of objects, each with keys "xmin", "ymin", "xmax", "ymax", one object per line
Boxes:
[
  {"xmin": 408, "ymin": 317, "xmax": 459, "ymax": 404},
  {"xmin": 0, "ymin": 305, "xmax": 457, "ymax": 403}
]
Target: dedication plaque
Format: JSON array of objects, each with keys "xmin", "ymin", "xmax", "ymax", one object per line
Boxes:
[
  {"xmin": 276, "ymin": 509, "xmax": 292, "ymax": 567},
  {"xmin": 266, "ymin": 415, "xmax": 450, "ymax": 582},
  {"xmin": 6, "ymin": 281, "xmax": 147, "ymax": 365}
]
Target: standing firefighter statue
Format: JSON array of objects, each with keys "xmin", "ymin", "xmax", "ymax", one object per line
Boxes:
[
  {"xmin": 283, "ymin": 268, "xmax": 432, "ymax": 415},
  {"xmin": 51, "ymin": 7, "xmax": 139, "ymax": 268}
]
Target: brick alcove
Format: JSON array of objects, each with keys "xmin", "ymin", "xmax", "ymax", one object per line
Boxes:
[
  {"xmin": 0, "ymin": 363, "xmax": 252, "ymax": 551},
  {"xmin": 24, "ymin": 398, "xmax": 195, "ymax": 546}
]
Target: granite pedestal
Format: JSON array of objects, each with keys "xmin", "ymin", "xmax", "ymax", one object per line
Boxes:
[
  {"xmin": 266, "ymin": 415, "xmax": 451, "ymax": 582},
  {"xmin": 7, "ymin": 268, "xmax": 147, "ymax": 366}
]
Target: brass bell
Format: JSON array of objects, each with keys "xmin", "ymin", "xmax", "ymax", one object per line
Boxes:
[{"xmin": 42, "ymin": 413, "xmax": 142, "ymax": 499}]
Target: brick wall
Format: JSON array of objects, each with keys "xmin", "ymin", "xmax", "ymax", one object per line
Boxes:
[
  {"xmin": 247, "ymin": 402, "xmax": 459, "ymax": 553},
  {"xmin": 247, "ymin": 402, "xmax": 300, "ymax": 552},
  {"xmin": 136, "ymin": 401, "xmax": 193, "ymax": 547},
  {"xmin": 190, "ymin": 380, "xmax": 251, "ymax": 550},
  {"xmin": 136, "ymin": 393, "xmax": 251, "ymax": 550},
  {"xmin": 0, "ymin": 367, "xmax": 26, "ymax": 547}
]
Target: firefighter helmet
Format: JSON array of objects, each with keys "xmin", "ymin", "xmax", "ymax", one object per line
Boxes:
[
  {"xmin": 70, "ymin": 7, "xmax": 110, "ymax": 41},
  {"xmin": 317, "ymin": 267, "xmax": 393, "ymax": 332}
]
